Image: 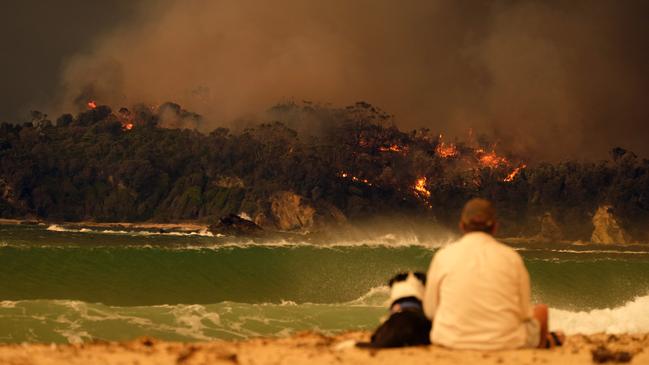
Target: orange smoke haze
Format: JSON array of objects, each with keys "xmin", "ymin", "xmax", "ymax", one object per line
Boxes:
[{"xmin": 36, "ymin": 0, "xmax": 649, "ymax": 161}]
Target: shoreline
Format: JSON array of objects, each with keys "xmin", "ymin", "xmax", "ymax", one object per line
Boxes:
[
  {"xmin": 1, "ymin": 332, "xmax": 647, "ymax": 365},
  {"xmin": 2, "ymin": 218, "xmax": 648, "ymax": 248},
  {"xmin": 0, "ymin": 218, "xmax": 208, "ymax": 232}
]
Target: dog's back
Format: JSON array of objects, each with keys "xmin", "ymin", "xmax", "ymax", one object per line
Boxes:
[{"xmin": 370, "ymin": 302, "xmax": 432, "ymax": 347}]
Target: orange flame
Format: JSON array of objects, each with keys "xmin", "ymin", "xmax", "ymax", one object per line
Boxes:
[
  {"xmin": 413, "ymin": 177, "xmax": 431, "ymax": 198},
  {"xmin": 358, "ymin": 138, "xmax": 371, "ymax": 148},
  {"xmin": 122, "ymin": 123, "xmax": 134, "ymax": 131},
  {"xmin": 436, "ymin": 134, "xmax": 458, "ymax": 158},
  {"xmin": 87, "ymin": 100, "xmax": 97, "ymax": 109},
  {"xmin": 378, "ymin": 144, "xmax": 407, "ymax": 153},
  {"xmin": 476, "ymin": 148, "xmax": 508, "ymax": 168},
  {"xmin": 504, "ymin": 164, "xmax": 527, "ymax": 182},
  {"xmin": 339, "ymin": 171, "xmax": 372, "ymax": 186}
]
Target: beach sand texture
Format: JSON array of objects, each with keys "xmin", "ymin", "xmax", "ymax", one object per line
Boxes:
[{"xmin": 1, "ymin": 332, "xmax": 647, "ymax": 365}]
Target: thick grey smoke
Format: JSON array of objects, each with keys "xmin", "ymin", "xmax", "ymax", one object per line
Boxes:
[{"xmin": 10, "ymin": 1, "xmax": 649, "ymax": 160}]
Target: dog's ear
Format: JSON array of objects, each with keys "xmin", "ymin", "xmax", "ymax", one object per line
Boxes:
[
  {"xmin": 388, "ymin": 272, "xmax": 409, "ymax": 286},
  {"xmin": 413, "ymin": 272, "xmax": 427, "ymax": 285}
]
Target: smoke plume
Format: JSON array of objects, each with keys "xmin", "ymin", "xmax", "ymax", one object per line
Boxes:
[{"xmin": 16, "ymin": 1, "xmax": 649, "ymax": 160}]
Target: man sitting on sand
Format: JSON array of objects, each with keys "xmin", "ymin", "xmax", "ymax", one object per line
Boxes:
[{"xmin": 423, "ymin": 198, "xmax": 564, "ymax": 350}]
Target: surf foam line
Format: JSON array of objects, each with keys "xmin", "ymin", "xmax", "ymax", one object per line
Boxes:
[
  {"xmin": 2, "ymin": 293, "xmax": 649, "ymax": 344},
  {"xmin": 550, "ymin": 294, "xmax": 649, "ymax": 335},
  {"xmin": 20, "ymin": 229, "xmax": 451, "ymax": 250},
  {"xmin": 46, "ymin": 224, "xmax": 216, "ymax": 237}
]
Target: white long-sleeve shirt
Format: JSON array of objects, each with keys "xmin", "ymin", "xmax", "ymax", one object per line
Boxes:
[{"xmin": 423, "ymin": 231, "xmax": 534, "ymax": 350}]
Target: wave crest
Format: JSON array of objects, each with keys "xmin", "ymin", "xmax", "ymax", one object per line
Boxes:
[
  {"xmin": 46, "ymin": 224, "xmax": 215, "ymax": 237},
  {"xmin": 552, "ymin": 294, "xmax": 649, "ymax": 334}
]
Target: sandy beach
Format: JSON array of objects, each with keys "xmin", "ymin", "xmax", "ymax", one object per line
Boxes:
[{"xmin": 1, "ymin": 332, "xmax": 647, "ymax": 365}]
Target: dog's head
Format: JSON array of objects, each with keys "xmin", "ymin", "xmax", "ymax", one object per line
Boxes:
[{"xmin": 388, "ymin": 271, "xmax": 426, "ymax": 305}]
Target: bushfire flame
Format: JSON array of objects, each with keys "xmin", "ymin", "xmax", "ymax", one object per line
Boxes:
[
  {"xmin": 413, "ymin": 177, "xmax": 431, "ymax": 198},
  {"xmin": 339, "ymin": 172, "xmax": 372, "ymax": 186},
  {"xmin": 378, "ymin": 144, "xmax": 408, "ymax": 153},
  {"xmin": 87, "ymin": 100, "xmax": 97, "ymax": 109},
  {"xmin": 476, "ymin": 149, "xmax": 508, "ymax": 168},
  {"xmin": 504, "ymin": 164, "xmax": 527, "ymax": 182},
  {"xmin": 436, "ymin": 135, "xmax": 458, "ymax": 158}
]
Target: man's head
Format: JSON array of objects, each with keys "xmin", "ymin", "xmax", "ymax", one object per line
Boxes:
[{"xmin": 460, "ymin": 198, "xmax": 497, "ymax": 234}]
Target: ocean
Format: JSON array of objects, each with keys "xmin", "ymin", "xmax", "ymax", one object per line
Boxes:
[{"xmin": 1, "ymin": 224, "xmax": 649, "ymax": 344}]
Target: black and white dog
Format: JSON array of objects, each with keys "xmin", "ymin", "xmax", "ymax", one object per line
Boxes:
[{"xmin": 358, "ymin": 272, "xmax": 432, "ymax": 348}]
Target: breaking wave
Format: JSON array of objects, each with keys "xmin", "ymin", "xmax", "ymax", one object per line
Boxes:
[
  {"xmin": 552, "ymin": 294, "xmax": 649, "ymax": 335},
  {"xmin": 1, "ymin": 292, "xmax": 648, "ymax": 344},
  {"xmin": 3, "ymin": 224, "xmax": 649, "ymax": 344},
  {"xmin": 46, "ymin": 224, "xmax": 215, "ymax": 237}
]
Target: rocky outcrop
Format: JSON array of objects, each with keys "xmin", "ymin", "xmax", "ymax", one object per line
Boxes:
[
  {"xmin": 270, "ymin": 191, "xmax": 316, "ymax": 231},
  {"xmin": 591, "ymin": 205, "xmax": 631, "ymax": 244},
  {"xmin": 535, "ymin": 212, "xmax": 563, "ymax": 242},
  {"xmin": 209, "ymin": 214, "xmax": 263, "ymax": 237}
]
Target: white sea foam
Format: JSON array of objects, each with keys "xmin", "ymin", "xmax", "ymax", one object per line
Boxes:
[
  {"xmin": 346, "ymin": 285, "xmax": 391, "ymax": 306},
  {"xmin": 516, "ymin": 247, "xmax": 649, "ymax": 255},
  {"xmin": 278, "ymin": 300, "xmax": 298, "ymax": 306},
  {"xmin": 551, "ymin": 294, "xmax": 649, "ymax": 334},
  {"xmin": 550, "ymin": 249, "xmax": 649, "ymax": 255},
  {"xmin": 177, "ymin": 238, "xmax": 447, "ymax": 251},
  {"xmin": 0, "ymin": 301, "xmax": 17, "ymax": 308},
  {"xmin": 169, "ymin": 304, "xmax": 222, "ymax": 340},
  {"xmin": 46, "ymin": 224, "xmax": 71, "ymax": 232},
  {"xmin": 45, "ymin": 224, "xmax": 214, "ymax": 237},
  {"xmin": 41, "ymin": 224, "xmax": 449, "ymax": 248}
]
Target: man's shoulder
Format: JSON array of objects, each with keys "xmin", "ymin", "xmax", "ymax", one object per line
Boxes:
[{"xmin": 458, "ymin": 232, "xmax": 523, "ymax": 260}]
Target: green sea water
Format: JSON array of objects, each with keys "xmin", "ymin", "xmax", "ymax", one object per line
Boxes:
[{"xmin": 2, "ymin": 224, "xmax": 649, "ymax": 343}]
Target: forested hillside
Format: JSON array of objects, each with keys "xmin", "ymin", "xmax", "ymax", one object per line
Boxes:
[{"xmin": 1, "ymin": 101, "xmax": 648, "ymax": 241}]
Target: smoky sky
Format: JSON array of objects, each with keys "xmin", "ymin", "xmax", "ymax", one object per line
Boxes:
[{"xmin": 1, "ymin": 0, "xmax": 648, "ymax": 161}]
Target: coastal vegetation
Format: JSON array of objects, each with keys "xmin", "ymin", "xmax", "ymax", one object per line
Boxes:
[{"xmin": 1, "ymin": 102, "xmax": 648, "ymax": 242}]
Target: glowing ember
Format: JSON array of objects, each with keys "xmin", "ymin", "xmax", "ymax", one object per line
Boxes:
[
  {"xmin": 413, "ymin": 177, "xmax": 431, "ymax": 198},
  {"xmin": 436, "ymin": 135, "xmax": 458, "ymax": 158},
  {"xmin": 339, "ymin": 171, "xmax": 372, "ymax": 186},
  {"xmin": 476, "ymin": 148, "xmax": 508, "ymax": 168},
  {"xmin": 378, "ymin": 144, "xmax": 407, "ymax": 153},
  {"xmin": 504, "ymin": 164, "xmax": 527, "ymax": 182},
  {"xmin": 122, "ymin": 123, "xmax": 134, "ymax": 131},
  {"xmin": 87, "ymin": 100, "xmax": 97, "ymax": 109}
]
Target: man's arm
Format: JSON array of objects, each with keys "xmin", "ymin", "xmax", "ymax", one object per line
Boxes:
[
  {"xmin": 517, "ymin": 256, "xmax": 534, "ymax": 320},
  {"xmin": 423, "ymin": 251, "xmax": 443, "ymax": 320}
]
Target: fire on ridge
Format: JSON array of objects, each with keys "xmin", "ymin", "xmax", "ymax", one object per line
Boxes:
[{"xmin": 339, "ymin": 129, "xmax": 527, "ymax": 207}]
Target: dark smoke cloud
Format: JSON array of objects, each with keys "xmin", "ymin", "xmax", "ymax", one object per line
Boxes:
[
  {"xmin": 5, "ymin": 1, "xmax": 649, "ymax": 160},
  {"xmin": 0, "ymin": 1, "xmax": 151, "ymax": 121}
]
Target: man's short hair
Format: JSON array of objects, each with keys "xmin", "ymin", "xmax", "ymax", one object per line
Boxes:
[{"xmin": 460, "ymin": 198, "xmax": 496, "ymax": 232}]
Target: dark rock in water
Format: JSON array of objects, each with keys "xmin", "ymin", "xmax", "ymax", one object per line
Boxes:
[
  {"xmin": 536, "ymin": 212, "xmax": 563, "ymax": 242},
  {"xmin": 210, "ymin": 214, "xmax": 264, "ymax": 237},
  {"xmin": 19, "ymin": 220, "xmax": 41, "ymax": 225}
]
